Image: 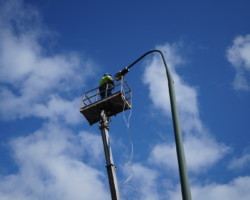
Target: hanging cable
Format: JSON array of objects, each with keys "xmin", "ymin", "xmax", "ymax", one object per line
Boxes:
[
  {"xmin": 120, "ymin": 76, "xmax": 133, "ymax": 164},
  {"xmin": 120, "ymin": 76, "xmax": 135, "ymax": 186},
  {"xmin": 120, "ymin": 76, "xmax": 133, "ymax": 129},
  {"xmin": 118, "ymin": 77, "xmax": 142, "ymax": 199}
]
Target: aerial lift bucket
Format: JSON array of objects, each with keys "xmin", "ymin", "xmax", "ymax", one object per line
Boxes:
[{"xmin": 80, "ymin": 80, "xmax": 132, "ymax": 125}]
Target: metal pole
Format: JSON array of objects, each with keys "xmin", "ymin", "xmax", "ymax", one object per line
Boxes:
[
  {"xmin": 160, "ymin": 52, "xmax": 192, "ymax": 200},
  {"xmin": 99, "ymin": 110, "xmax": 120, "ymax": 200},
  {"xmin": 115, "ymin": 50, "xmax": 192, "ymax": 200}
]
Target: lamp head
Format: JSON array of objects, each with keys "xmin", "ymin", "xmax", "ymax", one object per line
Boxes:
[{"xmin": 114, "ymin": 67, "xmax": 129, "ymax": 81}]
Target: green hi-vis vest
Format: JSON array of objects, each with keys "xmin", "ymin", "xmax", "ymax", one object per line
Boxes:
[{"xmin": 99, "ymin": 75, "xmax": 113, "ymax": 85}]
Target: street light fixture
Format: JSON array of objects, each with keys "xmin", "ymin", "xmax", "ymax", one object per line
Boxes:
[{"xmin": 115, "ymin": 50, "xmax": 192, "ymax": 200}]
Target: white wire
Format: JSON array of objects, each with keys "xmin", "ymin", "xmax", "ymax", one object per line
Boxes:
[
  {"xmin": 121, "ymin": 76, "xmax": 133, "ymax": 129},
  {"xmin": 120, "ymin": 76, "xmax": 135, "ymax": 185},
  {"xmin": 119, "ymin": 78, "xmax": 142, "ymax": 199},
  {"xmin": 121, "ymin": 77, "xmax": 133, "ymax": 162}
]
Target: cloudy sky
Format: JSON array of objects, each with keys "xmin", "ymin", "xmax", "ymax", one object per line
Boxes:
[{"xmin": 0, "ymin": 0, "xmax": 250, "ymax": 199}]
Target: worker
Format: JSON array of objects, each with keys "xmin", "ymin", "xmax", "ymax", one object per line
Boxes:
[{"xmin": 99, "ymin": 73, "xmax": 115, "ymax": 99}]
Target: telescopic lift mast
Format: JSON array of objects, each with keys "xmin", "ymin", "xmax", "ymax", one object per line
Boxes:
[
  {"xmin": 80, "ymin": 80, "xmax": 132, "ymax": 200},
  {"xmin": 99, "ymin": 110, "xmax": 120, "ymax": 200}
]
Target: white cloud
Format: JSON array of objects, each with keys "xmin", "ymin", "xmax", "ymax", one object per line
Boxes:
[
  {"xmin": 168, "ymin": 176, "xmax": 250, "ymax": 200},
  {"xmin": 0, "ymin": 1, "xmax": 108, "ymax": 199},
  {"xmin": 143, "ymin": 43, "xmax": 201, "ymax": 133},
  {"xmin": 226, "ymin": 34, "xmax": 250, "ymax": 91},
  {"xmin": 143, "ymin": 43, "xmax": 228, "ymax": 173},
  {"xmin": 150, "ymin": 135, "xmax": 229, "ymax": 173},
  {"xmin": 121, "ymin": 163, "xmax": 250, "ymax": 200},
  {"xmin": 32, "ymin": 95, "xmax": 83, "ymax": 125},
  {"xmin": 121, "ymin": 163, "xmax": 161, "ymax": 200},
  {"xmin": 0, "ymin": 0, "xmax": 94, "ymax": 123},
  {"xmin": 78, "ymin": 131, "xmax": 104, "ymax": 164},
  {"xmin": 229, "ymin": 153, "xmax": 250, "ymax": 170},
  {"xmin": 0, "ymin": 122, "xmax": 109, "ymax": 200},
  {"xmin": 0, "ymin": 90, "xmax": 84, "ymax": 124}
]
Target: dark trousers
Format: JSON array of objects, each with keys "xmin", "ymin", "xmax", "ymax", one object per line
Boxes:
[{"xmin": 99, "ymin": 83, "xmax": 113, "ymax": 99}]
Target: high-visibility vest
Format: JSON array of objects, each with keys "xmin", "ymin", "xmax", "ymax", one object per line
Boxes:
[{"xmin": 99, "ymin": 75, "xmax": 113, "ymax": 85}]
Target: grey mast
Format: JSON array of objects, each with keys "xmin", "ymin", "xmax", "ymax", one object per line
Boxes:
[{"xmin": 80, "ymin": 80, "xmax": 132, "ymax": 200}]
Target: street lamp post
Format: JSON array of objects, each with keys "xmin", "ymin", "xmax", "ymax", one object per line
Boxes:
[{"xmin": 115, "ymin": 50, "xmax": 192, "ymax": 200}]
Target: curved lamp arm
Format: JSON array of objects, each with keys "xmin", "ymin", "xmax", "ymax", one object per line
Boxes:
[{"xmin": 115, "ymin": 50, "xmax": 172, "ymax": 82}]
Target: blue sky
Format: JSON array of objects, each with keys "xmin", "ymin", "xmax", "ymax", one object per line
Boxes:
[{"xmin": 0, "ymin": 0, "xmax": 250, "ymax": 199}]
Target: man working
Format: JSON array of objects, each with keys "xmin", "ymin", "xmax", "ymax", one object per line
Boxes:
[{"xmin": 99, "ymin": 73, "xmax": 115, "ymax": 99}]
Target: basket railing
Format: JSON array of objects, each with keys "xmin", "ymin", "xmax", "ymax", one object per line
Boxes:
[{"xmin": 81, "ymin": 81, "xmax": 132, "ymax": 108}]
